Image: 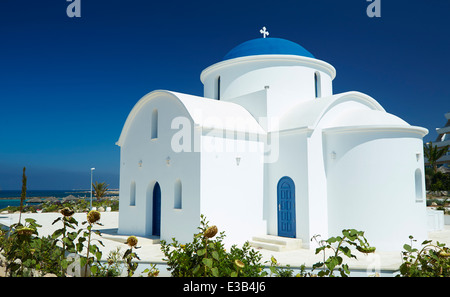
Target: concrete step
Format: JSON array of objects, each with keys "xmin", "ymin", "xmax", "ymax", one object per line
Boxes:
[{"xmin": 249, "ymin": 235, "xmax": 302, "ymax": 252}]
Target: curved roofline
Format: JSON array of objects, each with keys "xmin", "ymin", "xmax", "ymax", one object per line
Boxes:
[
  {"xmin": 278, "ymin": 91, "xmax": 387, "ymax": 132},
  {"xmin": 318, "ymin": 91, "xmax": 386, "ymax": 121},
  {"xmin": 116, "ymin": 90, "xmax": 193, "ymax": 147},
  {"xmin": 323, "ymin": 125, "xmax": 429, "ymax": 137},
  {"xmin": 117, "ymin": 90, "xmax": 265, "ymax": 147},
  {"xmin": 200, "ymin": 54, "xmax": 336, "ymax": 83}
]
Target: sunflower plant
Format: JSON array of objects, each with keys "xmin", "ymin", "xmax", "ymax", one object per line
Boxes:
[
  {"xmin": 310, "ymin": 229, "xmax": 376, "ymax": 277},
  {"xmin": 398, "ymin": 236, "xmax": 450, "ymax": 277},
  {"xmin": 123, "ymin": 235, "xmax": 140, "ymax": 277},
  {"xmin": 3, "ymin": 218, "xmax": 42, "ymax": 276},
  {"xmin": 51, "ymin": 207, "xmax": 81, "ymax": 275},
  {"xmin": 160, "ymin": 215, "xmax": 267, "ymax": 277}
]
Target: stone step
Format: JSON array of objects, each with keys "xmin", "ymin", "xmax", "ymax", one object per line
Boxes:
[{"xmin": 249, "ymin": 235, "xmax": 302, "ymax": 252}]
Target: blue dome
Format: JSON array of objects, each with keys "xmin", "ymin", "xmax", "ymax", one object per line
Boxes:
[{"xmin": 223, "ymin": 38, "xmax": 315, "ymax": 61}]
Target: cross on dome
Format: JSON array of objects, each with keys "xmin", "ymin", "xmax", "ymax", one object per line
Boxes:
[{"xmin": 260, "ymin": 26, "xmax": 269, "ymax": 38}]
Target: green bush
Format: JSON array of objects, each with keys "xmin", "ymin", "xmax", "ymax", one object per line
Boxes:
[
  {"xmin": 308, "ymin": 229, "xmax": 376, "ymax": 277},
  {"xmin": 160, "ymin": 215, "xmax": 267, "ymax": 277},
  {"xmin": 399, "ymin": 236, "xmax": 450, "ymax": 277}
]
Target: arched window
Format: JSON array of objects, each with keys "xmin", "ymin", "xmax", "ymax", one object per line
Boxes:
[
  {"xmin": 151, "ymin": 108, "xmax": 158, "ymax": 139},
  {"xmin": 174, "ymin": 179, "xmax": 182, "ymax": 209},
  {"xmin": 314, "ymin": 72, "xmax": 321, "ymax": 98},
  {"xmin": 130, "ymin": 181, "xmax": 136, "ymax": 206},
  {"xmin": 415, "ymin": 169, "xmax": 423, "ymax": 202},
  {"xmin": 216, "ymin": 76, "xmax": 221, "ymax": 100}
]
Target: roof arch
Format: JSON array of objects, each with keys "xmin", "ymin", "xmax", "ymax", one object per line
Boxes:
[
  {"xmin": 116, "ymin": 90, "xmax": 265, "ymax": 147},
  {"xmin": 278, "ymin": 91, "xmax": 402, "ymax": 132}
]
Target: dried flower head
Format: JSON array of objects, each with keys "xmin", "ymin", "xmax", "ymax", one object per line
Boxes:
[
  {"xmin": 147, "ymin": 270, "xmax": 159, "ymax": 277},
  {"xmin": 356, "ymin": 246, "xmax": 376, "ymax": 254},
  {"xmin": 204, "ymin": 225, "xmax": 218, "ymax": 238},
  {"xmin": 60, "ymin": 207, "xmax": 74, "ymax": 217},
  {"xmin": 16, "ymin": 227, "xmax": 34, "ymax": 236},
  {"xmin": 87, "ymin": 210, "xmax": 101, "ymax": 224},
  {"xmin": 126, "ymin": 235, "xmax": 138, "ymax": 247},
  {"xmin": 235, "ymin": 259, "xmax": 245, "ymax": 269}
]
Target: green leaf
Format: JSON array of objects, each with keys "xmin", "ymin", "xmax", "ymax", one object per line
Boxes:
[
  {"xmin": 203, "ymin": 258, "xmax": 213, "ymax": 268},
  {"xmin": 315, "ymin": 246, "xmax": 326, "ymax": 254},
  {"xmin": 403, "ymin": 244, "xmax": 412, "ymax": 252},
  {"xmin": 212, "ymin": 251, "xmax": 219, "ymax": 260},
  {"xmin": 193, "ymin": 265, "xmax": 200, "ymax": 275},
  {"xmin": 90, "ymin": 265, "xmax": 98, "ymax": 275},
  {"xmin": 339, "ymin": 246, "xmax": 352, "ymax": 258},
  {"xmin": 67, "ymin": 231, "xmax": 78, "ymax": 241},
  {"xmin": 312, "ymin": 262, "xmax": 324, "ymax": 269},
  {"xmin": 25, "ymin": 218, "xmax": 36, "ymax": 224},
  {"xmin": 52, "ymin": 217, "xmax": 62, "ymax": 225},
  {"xmin": 80, "ymin": 257, "xmax": 87, "ymax": 268},
  {"xmin": 197, "ymin": 248, "xmax": 206, "ymax": 256},
  {"xmin": 62, "ymin": 237, "xmax": 72, "ymax": 246},
  {"xmin": 399, "ymin": 263, "xmax": 408, "ymax": 275},
  {"xmin": 89, "ymin": 244, "xmax": 98, "ymax": 253},
  {"xmin": 325, "ymin": 258, "xmax": 338, "ymax": 271},
  {"xmin": 211, "ymin": 267, "xmax": 219, "ymax": 277},
  {"xmin": 327, "ymin": 236, "xmax": 338, "ymax": 243},
  {"xmin": 52, "ymin": 228, "xmax": 64, "ymax": 239}
]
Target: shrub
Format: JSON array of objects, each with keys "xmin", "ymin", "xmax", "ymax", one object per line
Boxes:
[
  {"xmin": 398, "ymin": 236, "xmax": 450, "ymax": 277},
  {"xmin": 308, "ymin": 229, "xmax": 376, "ymax": 277},
  {"xmin": 160, "ymin": 215, "xmax": 267, "ymax": 277}
]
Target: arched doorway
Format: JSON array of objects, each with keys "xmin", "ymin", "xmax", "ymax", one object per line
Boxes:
[
  {"xmin": 152, "ymin": 182, "xmax": 161, "ymax": 236},
  {"xmin": 277, "ymin": 176, "xmax": 296, "ymax": 238}
]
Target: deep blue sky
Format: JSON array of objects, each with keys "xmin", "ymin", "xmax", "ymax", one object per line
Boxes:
[{"xmin": 0, "ymin": 0, "xmax": 449, "ymax": 190}]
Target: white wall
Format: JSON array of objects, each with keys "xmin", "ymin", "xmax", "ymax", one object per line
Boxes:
[
  {"xmin": 265, "ymin": 129, "xmax": 311, "ymax": 246},
  {"xmin": 324, "ymin": 128, "xmax": 427, "ymax": 251},
  {"xmin": 201, "ymin": 56, "xmax": 335, "ymax": 120},
  {"xmin": 118, "ymin": 93, "xmax": 201, "ymax": 243},
  {"xmin": 199, "ymin": 131, "xmax": 267, "ymax": 247}
]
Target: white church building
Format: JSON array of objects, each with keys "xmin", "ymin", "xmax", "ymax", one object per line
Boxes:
[{"xmin": 116, "ymin": 32, "xmax": 429, "ymax": 251}]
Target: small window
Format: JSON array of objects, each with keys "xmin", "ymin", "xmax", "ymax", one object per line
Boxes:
[
  {"xmin": 174, "ymin": 179, "xmax": 182, "ymax": 209},
  {"xmin": 415, "ymin": 169, "xmax": 423, "ymax": 202},
  {"xmin": 130, "ymin": 181, "xmax": 136, "ymax": 206},
  {"xmin": 151, "ymin": 109, "xmax": 158, "ymax": 139},
  {"xmin": 314, "ymin": 72, "xmax": 321, "ymax": 98},
  {"xmin": 216, "ymin": 76, "xmax": 221, "ymax": 100}
]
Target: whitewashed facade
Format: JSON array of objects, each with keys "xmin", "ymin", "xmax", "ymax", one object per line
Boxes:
[{"xmin": 117, "ymin": 37, "xmax": 429, "ymax": 251}]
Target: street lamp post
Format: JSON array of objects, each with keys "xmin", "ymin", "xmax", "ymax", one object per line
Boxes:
[{"xmin": 90, "ymin": 168, "xmax": 95, "ymax": 210}]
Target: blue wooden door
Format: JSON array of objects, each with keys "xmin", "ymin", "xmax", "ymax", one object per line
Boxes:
[
  {"xmin": 152, "ymin": 182, "xmax": 161, "ymax": 236},
  {"xmin": 277, "ymin": 177, "xmax": 296, "ymax": 238}
]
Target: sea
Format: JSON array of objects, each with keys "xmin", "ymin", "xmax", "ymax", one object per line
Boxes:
[{"xmin": 0, "ymin": 190, "xmax": 95, "ymax": 210}]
